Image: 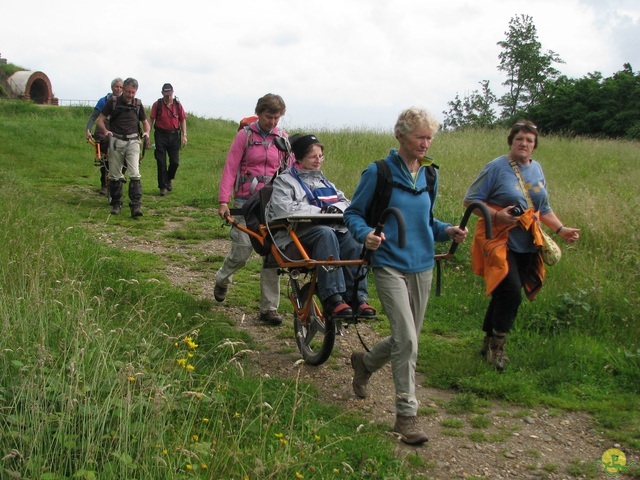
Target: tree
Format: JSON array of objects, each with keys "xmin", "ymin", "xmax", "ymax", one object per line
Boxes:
[
  {"xmin": 443, "ymin": 80, "xmax": 497, "ymax": 130},
  {"xmin": 496, "ymin": 14, "xmax": 564, "ymax": 121}
]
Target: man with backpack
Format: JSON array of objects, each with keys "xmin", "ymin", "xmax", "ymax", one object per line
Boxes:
[
  {"xmin": 215, "ymin": 94, "xmax": 289, "ymax": 326},
  {"xmin": 96, "ymin": 77, "xmax": 150, "ymax": 218},
  {"xmin": 149, "ymin": 83, "xmax": 188, "ymax": 196},
  {"xmin": 85, "ymin": 77, "xmax": 123, "ymax": 195}
]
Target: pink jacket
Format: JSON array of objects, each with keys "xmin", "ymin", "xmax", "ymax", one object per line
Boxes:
[{"xmin": 218, "ymin": 122, "xmax": 288, "ymax": 203}]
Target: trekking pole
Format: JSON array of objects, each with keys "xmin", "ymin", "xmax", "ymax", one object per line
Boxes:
[
  {"xmin": 434, "ymin": 201, "xmax": 493, "ymax": 296},
  {"xmin": 362, "ymin": 206, "xmax": 406, "ymax": 264}
]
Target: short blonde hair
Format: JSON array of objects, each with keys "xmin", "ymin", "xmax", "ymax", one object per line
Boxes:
[{"xmin": 394, "ymin": 107, "xmax": 440, "ymax": 137}]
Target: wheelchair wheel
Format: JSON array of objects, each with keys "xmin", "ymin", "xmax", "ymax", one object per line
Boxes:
[{"xmin": 293, "ymin": 282, "xmax": 335, "ymax": 366}]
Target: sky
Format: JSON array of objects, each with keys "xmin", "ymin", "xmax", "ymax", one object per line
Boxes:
[{"xmin": 2, "ymin": 0, "xmax": 639, "ymax": 132}]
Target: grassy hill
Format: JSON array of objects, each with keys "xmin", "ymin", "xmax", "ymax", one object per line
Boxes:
[{"xmin": 0, "ymin": 100, "xmax": 638, "ymax": 478}]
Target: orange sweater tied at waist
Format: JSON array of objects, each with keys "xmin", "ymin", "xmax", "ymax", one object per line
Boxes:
[{"xmin": 471, "ymin": 206, "xmax": 545, "ymax": 301}]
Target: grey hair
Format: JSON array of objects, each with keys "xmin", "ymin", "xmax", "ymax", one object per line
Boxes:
[
  {"xmin": 110, "ymin": 77, "xmax": 123, "ymax": 88},
  {"xmin": 123, "ymin": 77, "xmax": 138, "ymax": 89},
  {"xmin": 394, "ymin": 107, "xmax": 440, "ymax": 137}
]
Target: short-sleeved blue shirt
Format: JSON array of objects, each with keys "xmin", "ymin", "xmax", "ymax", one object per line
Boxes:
[{"xmin": 464, "ymin": 155, "xmax": 552, "ymax": 253}]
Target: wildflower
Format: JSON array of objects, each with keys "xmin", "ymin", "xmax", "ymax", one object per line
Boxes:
[
  {"xmin": 202, "ymin": 418, "xmax": 209, "ymax": 423},
  {"xmin": 174, "ymin": 342, "xmax": 179, "ymax": 347},
  {"xmin": 186, "ymin": 464, "xmax": 193, "ymax": 470},
  {"xmin": 187, "ymin": 352, "xmax": 194, "ymax": 358},
  {"xmin": 233, "ymin": 412, "xmax": 241, "ymax": 418},
  {"xmin": 163, "ymin": 449, "xmax": 168, "ymax": 456},
  {"xmin": 333, "ymin": 468, "xmax": 340, "ymax": 474},
  {"xmin": 200, "ymin": 463, "xmax": 207, "ymax": 469},
  {"xmin": 192, "ymin": 434, "xmax": 199, "ymax": 442},
  {"xmin": 127, "ymin": 376, "xmax": 135, "ymax": 382},
  {"xmin": 279, "ymin": 438, "xmax": 288, "ymax": 446},
  {"xmin": 184, "ymin": 337, "xmax": 198, "ymax": 349},
  {"xmin": 176, "ymin": 358, "xmax": 187, "ymax": 367},
  {"xmin": 186, "ymin": 364, "xmax": 195, "ymax": 372},
  {"xmin": 295, "ymin": 473, "xmax": 303, "ymax": 479},
  {"xmin": 314, "ymin": 435, "xmax": 321, "ymax": 442}
]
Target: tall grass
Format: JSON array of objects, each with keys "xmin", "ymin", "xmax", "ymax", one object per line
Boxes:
[{"xmin": 0, "ymin": 100, "xmax": 638, "ymax": 477}]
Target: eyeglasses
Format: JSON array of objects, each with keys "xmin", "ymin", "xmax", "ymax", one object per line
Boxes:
[{"xmin": 514, "ymin": 122, "xmax": 537, "ymax": 130}]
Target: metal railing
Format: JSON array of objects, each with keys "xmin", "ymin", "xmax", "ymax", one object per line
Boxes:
[{"xmin": 57, "ymin": 99, "xmax": 96, "ymax": 107}]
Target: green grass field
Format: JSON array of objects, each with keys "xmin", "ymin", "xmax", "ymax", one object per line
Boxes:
[{"xmin": 0, "ymin": 100, "xmax": 638, "ymax": 479}]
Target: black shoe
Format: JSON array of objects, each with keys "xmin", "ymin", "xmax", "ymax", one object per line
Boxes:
[
  {"xmin": 324, "ymin": 294, "xmax": 353, "ymax": 317},
  {"xmin": 167, "ymin": 180, "xmax": 174, "ymax": 191},
  {"xmin": 213, "ymin": 284, "xmax": 228, "ymax": 302},
  {"xmin": 159, "ymin": 188, "xmax": 167, "ymax": 196},
  {"xmin": 131, "ymin": 206, "xmax": 143, "ymax": 218},
  {"xmin": 110, "ymin": 204, "xmax": 121, "ymax": 215},
  {"xmin": 259, "ymin": 310, "xmax": 283, "ymax": 326}
]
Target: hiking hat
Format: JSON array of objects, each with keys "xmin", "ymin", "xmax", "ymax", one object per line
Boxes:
[
  {"xmin": 161, "ymin": 83, "xmax": 173, "ymax": 93},
  {"xmin": 291, "ymin": 134, "xmax": 322, "ymax": 160}
]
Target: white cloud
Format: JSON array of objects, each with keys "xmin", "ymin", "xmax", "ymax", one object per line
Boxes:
[{"xmin": 2, "ymin": 0, "xmax": 638, "ymax": 131}]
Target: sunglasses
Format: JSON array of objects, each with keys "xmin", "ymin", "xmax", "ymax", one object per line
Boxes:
[{"xmin": 514, "ymin": 122, "xmax": 538, "ymax": 130}]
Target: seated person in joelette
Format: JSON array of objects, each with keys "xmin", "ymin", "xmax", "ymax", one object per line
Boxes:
[{"xmin": 266, "ymin": 134, "xmax": 374, "ymax": 318}]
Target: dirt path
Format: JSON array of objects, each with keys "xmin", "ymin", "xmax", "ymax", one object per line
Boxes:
[{"xmin": 93, "ymin": 210, "xmax": 626, "ymax": 480}]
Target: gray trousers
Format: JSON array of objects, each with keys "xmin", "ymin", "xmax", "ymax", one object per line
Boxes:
[
  {"xmin": 214, "ymin": 204, "xmax": 280, "ymax": 314},
  {"xmin": 362, "ymin": 267, "xmax": 433, "ymax": 416}
]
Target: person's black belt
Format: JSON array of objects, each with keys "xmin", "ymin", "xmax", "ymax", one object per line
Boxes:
[
  {"xmin": 112, "ymin": 133, "xmax": 139, "ymax": 140},
  {"xmin": 155, "ymin": 127, "xmax": 180, "ymax": 134}
]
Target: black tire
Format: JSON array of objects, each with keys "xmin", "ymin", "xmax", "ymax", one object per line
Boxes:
[{"xmin": 293, "ymin": 282, "xmax": 335, "ymax": 366}]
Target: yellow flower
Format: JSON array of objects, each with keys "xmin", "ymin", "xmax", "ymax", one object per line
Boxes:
[
  {"xmin": 176, "ymin": 358, "xmax": 187, "ymax": 367},
  {"xmin": 162, "ymin": 449, "xmax": 168, "ymax": 456},
  {"xmin": 187, "ymin": 352, "xmax": 194, "ymax": 358},
  {"xmin": 200, "ymin": 463, "xmax": 207, "ymax": 469},
  {"xmin": 184, "ymin": 337, "xmax": 198, "ymax": 349},
  {"xmin": 233, "ymin": 412, "xmax": 241, "ymax": 418},
  {"xmin": 274, "ymin": 433, "xmax": 284, "ymax": 439},
  {"xmin": 186, "ymin": 464, "xmax": 193, "ymax": 470},
  {"xmin": 186, "ymin": 364, "xmax": 195, "ymax": 372},
  {"xmin": 202, "ymin": 417, "xmax": 209, "ymax": 423},
  {"xmin": 314, "ymin": 435, "xmax": 321, "ymax": 442},
  {"xmin": 127, "ymin": 376, "xmax": 135, "ymax": 382},
  {"xmin": 295, "ymin": 473, "xmax": 303, "ymax": 479},
  {"xmin": 192, "ymin": 434, "xmax": 199, "ymax": 442},
  {"xmin": 333, "ymin": 468, "xmax": 340, "ymax": 474},
  {"xmin": 279, "ymin": 438, "xmax": 288, "ymax": 446}
]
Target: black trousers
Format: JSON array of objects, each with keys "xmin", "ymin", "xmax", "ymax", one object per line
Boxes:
[
  {"xmin": 482, "ymin": 249, "xmax": 537, "ymax": 335},
  {"xmin": 154, "ymin": 130, "xmax": 181, "ymax": 189}
]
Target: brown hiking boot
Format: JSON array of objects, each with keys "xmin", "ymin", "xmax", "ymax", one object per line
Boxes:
[
  {"xmin": 213, "ymin": 284, "xmax": 228, "ymax": 302},
  {"xmin": 486, "ymin": 332, "xmax": 507, "ymax": 371},
  {"xmin": 259, "ymin": 310, "xmax": 283, "ymax": 326},
  {"xmin": 393, "ymin": 415, "xmax": 429, "ymax": 445},
  {"xmin": 110, "ymin": 204, "xmax": 121, "ymax": 215},
  {"xmin": 350, "ymin": 352, "xmax": 372, "ymax": 398}
]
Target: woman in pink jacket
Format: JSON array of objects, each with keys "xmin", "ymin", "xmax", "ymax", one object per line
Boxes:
[{"xmin": 215, "ymin": 94, "xmax": 289, "ymax": 325}]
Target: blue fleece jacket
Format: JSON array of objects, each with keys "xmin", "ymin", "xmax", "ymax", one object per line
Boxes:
[{"xmin": 344, "ymin": 149, "xmax": 451, "ymax": 273}]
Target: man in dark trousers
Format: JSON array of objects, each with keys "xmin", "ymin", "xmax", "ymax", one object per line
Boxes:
[
  {"xmin": 149, "ymin": 83, "xmax": 188, "ymax": 196},
  {"xmin": 96, "ymin": 77, "xmax": 150, "ymax": 218}
]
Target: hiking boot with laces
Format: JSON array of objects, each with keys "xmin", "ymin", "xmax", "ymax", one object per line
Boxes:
[
  {"xmin": 394, "ymin": 415, "xmax": 429, "ymax": 445},
  {"xmin": 213, "ymin": 284, "xmax": 228, "ymax": 302},
  {"xmin": 486, "ymin": 332, "xmax": 507, "ymax": 372},
  {"xmin": 351, "ymin": 352, "xmax": 372, "ymax": 398},
  {"xmin": 259, "ymin": 310, "xmax": 283, "ymax": 326}
]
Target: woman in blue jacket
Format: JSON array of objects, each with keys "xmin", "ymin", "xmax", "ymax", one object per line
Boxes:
[{"xmin": 344, "ymin": 107, "xmax": 467, "ymax": 445}]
